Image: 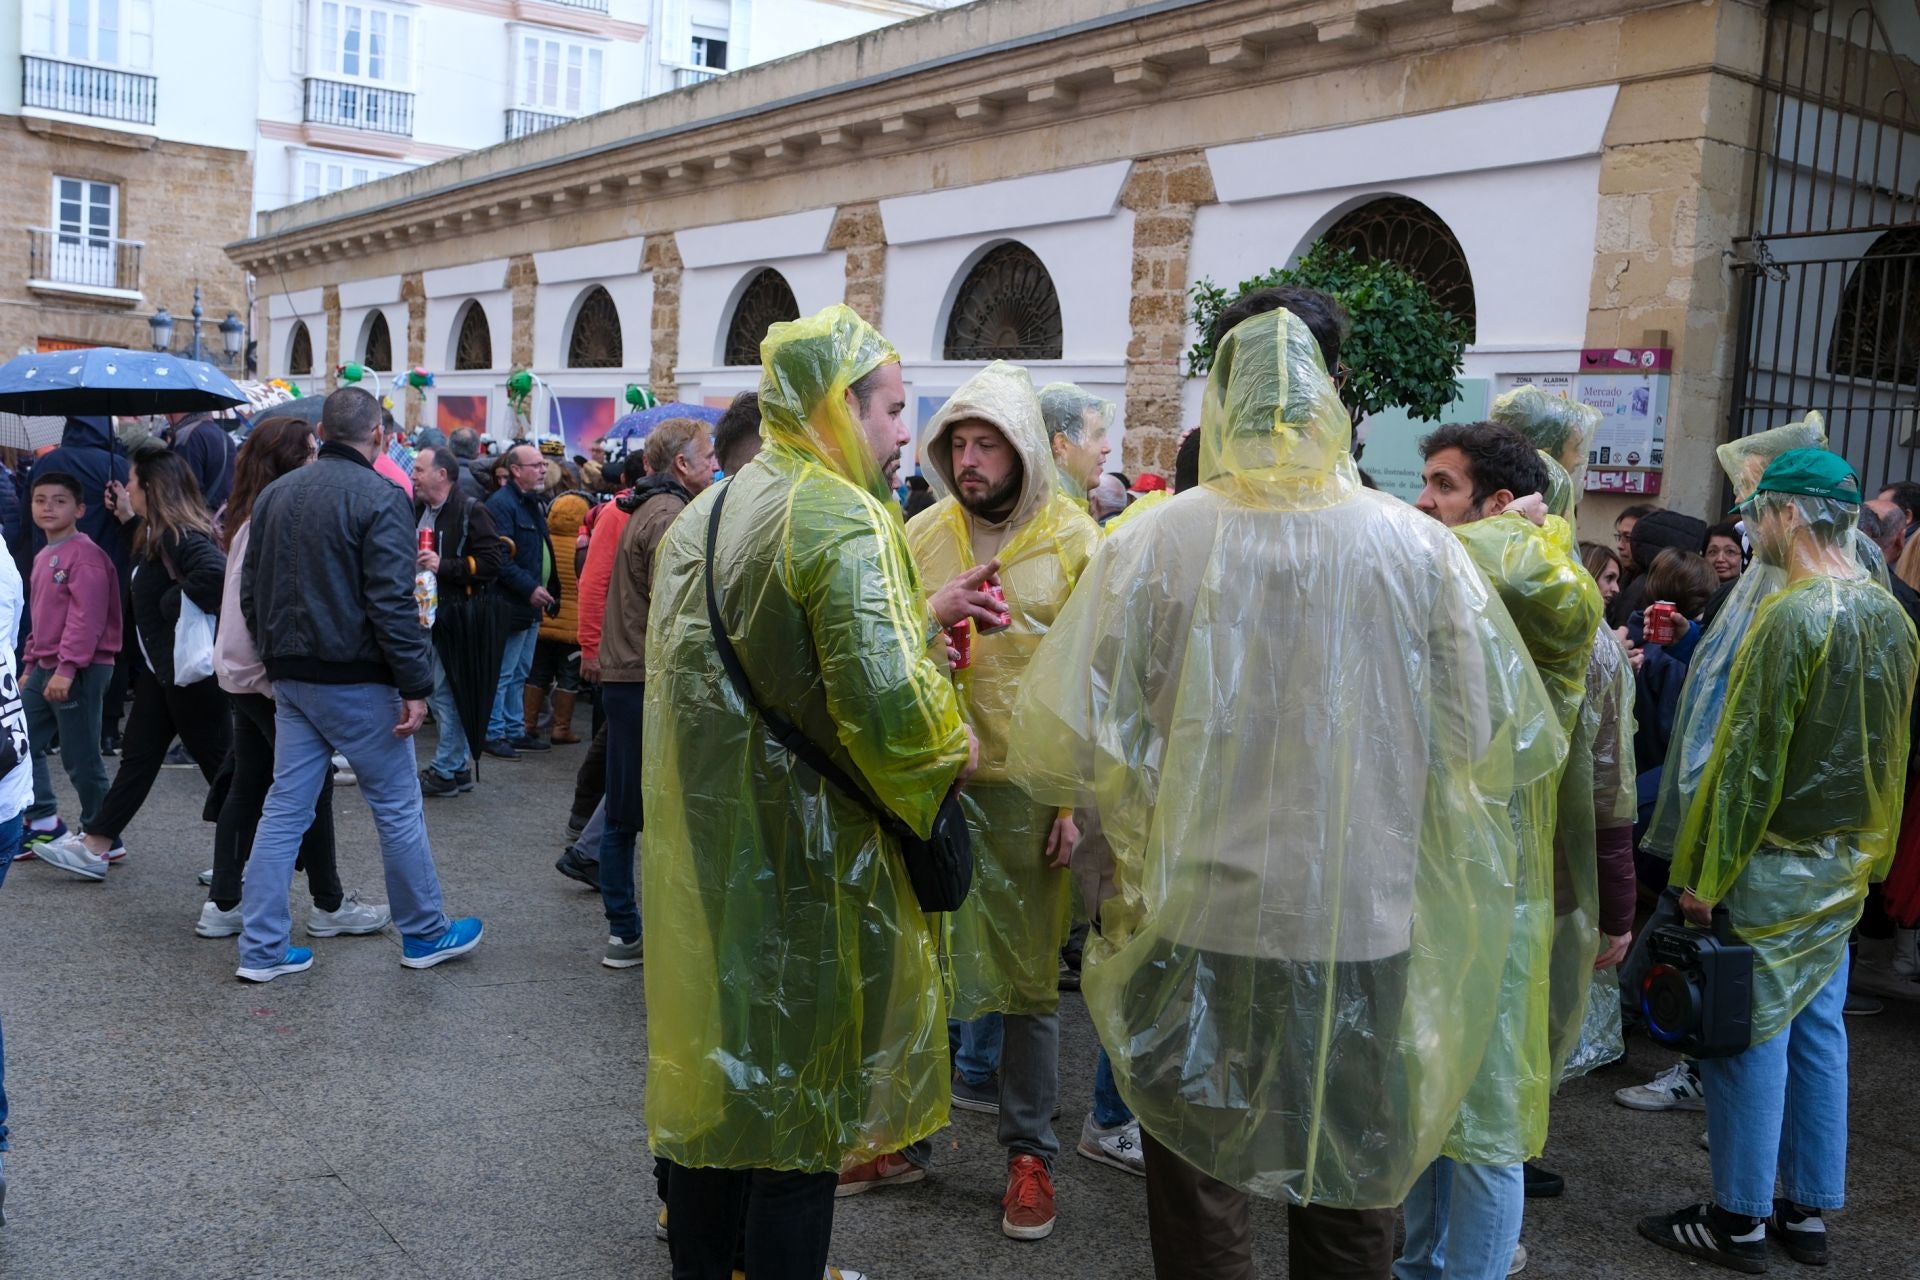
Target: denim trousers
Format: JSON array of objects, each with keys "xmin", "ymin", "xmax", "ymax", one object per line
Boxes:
[
  {"xmin": 425, "ymin": 650, "xmax": 470, "ymax": 779},
  {"xmin": 22, "ymin": 663, "xmax": 111, "ymax": 826},
  {"xmin": 596, "ymin": 680, "xmax": 644, "ymax": 943},
  {"xmin": 1701, "ymin": 951, "xmax": 1850, "ymax": 1217},
  {"xmin": 238, "ymin": 680, "xmax": 450, "ymax": 971},
  {"xmin": 213, "ymin": 692, "xmax": 341, "ymax": 913},
  {"xmin": 953, "ymin": 1012, "xmax": 1003, "ymax": 1085},
  {"xmin": 1395, "ymin": 1157, "xmax": 1526, "ymax": 1280},
  {"xmin": 486, "ymin": 625, "xmax": 539, "ymax": 741},
  {"xmin": 0, "ymin": 811, "xmax": 18, "ymax": 1150},
  {"xmin": 1093, "ymin": 1046, "xmax": 1135, "ymax": 1128}
]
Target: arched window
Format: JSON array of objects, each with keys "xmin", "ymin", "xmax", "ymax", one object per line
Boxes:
[
  {"xmin": 362, "ymin": 311, "xmax": 393, "ymax": 371},
  {"xmin": 1319, "ymin": 196, "xmax": 1477, "ymax": 341},
  {"xmin": 723, "ymin": 268, "xmax": 800, "ymax": 367},
  {"xmin": 567, "ymin": 286, "xmax": 623, "ymax": 368},
  {"xmin": 453, "ymin": 301, "xmax": 493, "ymax": 371},
  {"xmin": 287, "ymin": 321, "xmax": 312, "ymax": 376},
  {"xmin": 943, "ymin": 242, "xmax": 1063, "ymax": 361},
  {"xmin": 1829, "ymin": 227, "xmax": 1920, "ymax": 385}
]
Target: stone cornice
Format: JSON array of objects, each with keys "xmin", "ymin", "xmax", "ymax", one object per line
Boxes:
[{"xmin": 231, "ymin": 0, "xmax": 1723, "ymax": 276}]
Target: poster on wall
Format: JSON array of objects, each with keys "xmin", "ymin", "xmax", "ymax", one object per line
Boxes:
[
  {"xmin": 548, "ymin": 396, "xmax": 617, "ymax": 458},
  {"xmin": 435, "ymin": 394, "xmax": 488, "ymax": 435},
  {"xmin": 1361, "ymin": 379, "xmax": 1491, "ymax": 505},
  {"xmin": 1576, "ymin": 347, "xmax": 1670, "ymax": 491}
]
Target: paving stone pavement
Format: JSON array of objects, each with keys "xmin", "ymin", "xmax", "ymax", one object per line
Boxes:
[{"xmin": 1, "ymin": 721, "xmax": 1916, "ymax": 1279}]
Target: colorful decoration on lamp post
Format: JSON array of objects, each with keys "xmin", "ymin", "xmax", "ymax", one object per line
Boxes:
[
  {"xmin": 626, "ymin": 384, "xmax": 659, "ymax": 410},
  {"xmin": 335, "ymin": 361, "xmax": 385, "ymax": 404}
]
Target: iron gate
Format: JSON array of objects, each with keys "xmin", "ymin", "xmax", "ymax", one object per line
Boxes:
[{"xmin": 1726, "ymin": 0, "xmax": 1920, "ymax": 491}]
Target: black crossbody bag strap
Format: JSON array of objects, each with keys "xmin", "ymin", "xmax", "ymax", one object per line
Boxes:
[{"xmin": 702, "ymin": 481, "xmax": 914, "ymax": 845}]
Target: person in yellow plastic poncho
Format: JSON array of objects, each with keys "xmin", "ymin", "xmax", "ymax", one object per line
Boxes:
[
  {"xmin": 1490, "ymin": 386, "xmax": 1601, "ymax": 544},
  {"xmin": 641, "ymin": 305, "xmax": 1007, "ymax": 1280},
  {"xmin": 1639, "ymin": 449, "xmax": 1916, "ymax": 1273},
  {"xmin": 1037, "ymin": 382, "xmax": 1114, "ymax": 508},
  {"xmin": 1404, "ymin": 420, "xmax": 1601, "ymax": 1280},
  {"xmin": 859, "ymin": 360, "xmax": 1099, "ymax": 1241},
  {"xmin": 1008, "ymin": 308, "xmax": 1564, "ymax": 1280}
]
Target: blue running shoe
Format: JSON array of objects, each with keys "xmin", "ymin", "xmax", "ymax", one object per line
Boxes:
[
  {"xmin": 236, "ymin": 947, "xmax": 314, "ymax": 983},
  {"xmin": 400, "ymin": 917, "xmax": 483, "ymax": 969}
]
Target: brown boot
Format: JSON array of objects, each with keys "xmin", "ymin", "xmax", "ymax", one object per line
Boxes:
[
  {"xmin": 551, "ymin": 689, "xmax": 581, "ymax": 744},
  {"xmin": 516, "ymin": 686, "xmax": 551, "ymax": 751}
]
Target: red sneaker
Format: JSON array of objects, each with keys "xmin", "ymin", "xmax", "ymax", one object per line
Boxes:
[
  {"xmin": 835, "ymin": 1151, "xmax": 926, "ymax": 1198},
  {"xmin": 1001, "ymin": 1154, "xmax": 1057, "ymax": 1240}
]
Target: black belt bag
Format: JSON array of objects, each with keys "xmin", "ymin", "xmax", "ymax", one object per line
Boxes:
[{"xmin": 703, "ymin": 481, "xmax": 973, "ymax": 913}]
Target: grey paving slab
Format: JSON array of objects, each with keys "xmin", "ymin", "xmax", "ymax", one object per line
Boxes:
[{"xmin": 2, "ymin": 722, "xmax": 1916, "ymax": 1279}]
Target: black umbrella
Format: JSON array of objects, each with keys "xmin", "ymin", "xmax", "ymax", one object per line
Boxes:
[
  {"xmin": 0, "ymin": 347, "xmax": 246, "ymax": 416},
  {"xmin": 433, "ymin": 589, "xmax": 513, "ymax": 778}
]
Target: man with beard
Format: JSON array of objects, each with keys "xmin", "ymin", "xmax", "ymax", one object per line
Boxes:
[{"xmin": 847, "ymin": 362, "xmax": 1098, "ymax": 1240}]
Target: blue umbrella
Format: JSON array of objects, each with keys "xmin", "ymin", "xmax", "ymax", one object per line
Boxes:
[
  {"xmin": 604, "ymin": 401, "xmax": 724, "ymax": 442},
  {"xmin": 0, "ymin": 347, "xmax": 248, "ymax": 416}
]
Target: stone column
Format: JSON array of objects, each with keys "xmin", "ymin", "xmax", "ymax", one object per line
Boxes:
[
  {"xmin": 1119, "ymin": 151, "xmax": 1215, "ymax": 475},
  {"xmin": 644, "ymin": 232, "xmax": 683, "ymax": 402},
  {"xmin": 828, "ymin": 202, "xmax": 887, "ymax": 328},
  {"xmin": 507, "ymin": 254, "xmax": 538, "ymax": 373},
  {"xmin": 402, "ymin": 271, "xmax": 426, "ymax": 429},
  {"xmin": 322, "ymin": 285, "xmax": 341, "ymax": 392}
]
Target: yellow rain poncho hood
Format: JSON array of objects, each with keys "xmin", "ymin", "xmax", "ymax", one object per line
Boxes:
[
  {"xmin": 909, "ymin": 362, "xmax": 1099, "ymax": 1019},
  {"xmin": 642, "ymin": 305, "xmax": 970, "ymax": 1174},
  {"xmin": 1008, "ymin": 308, "xmax": 1564, "ymax": 1206},
  {"xmin": 1492, "ymin": 386, "xmax": 1602, "ymax": 536},
  {"xmin": 1038, "ymin": 381, "xmax": 1115, "ymax": 507},
  {"xmin": 1670, "ymin": 493, "xmax": 1917, "ymax": 1043},
  {"xmin": 1643, "ymin": 414, "xmax": 1890, "ymax": 860}
]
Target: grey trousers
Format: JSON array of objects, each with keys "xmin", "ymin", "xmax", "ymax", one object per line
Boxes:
[
  {"xmin": 911, "ymin": 1009, "xmax": 1061, "ymax": 1168},
  {"xmin": 570, "ymin": 796, "xmax": 607, "ymax": 862}
]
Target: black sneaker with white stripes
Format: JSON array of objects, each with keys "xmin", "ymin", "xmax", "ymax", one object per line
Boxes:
[
  {"xmin": 1638, "ymin": 1202, "xmax": 1769, "ymax": 1274},
  {"xmin": 1770, "ymin": 1199, "xmax": 1828, "ymax": 1266}
]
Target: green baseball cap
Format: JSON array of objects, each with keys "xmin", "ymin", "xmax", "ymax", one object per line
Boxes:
[{"xmin": 1732, "ymin": 447, "xmax": 1861, "ymax": 512}]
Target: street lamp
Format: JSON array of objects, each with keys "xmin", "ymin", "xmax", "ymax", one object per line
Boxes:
[{"xmin": 147, "ymin": 285, "xmax": 244, "ymax": 367}]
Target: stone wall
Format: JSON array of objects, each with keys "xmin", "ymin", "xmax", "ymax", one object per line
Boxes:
[
  {"xmin": 507, "ymin": 255, "xmax": 539, "ymax": 371},
  {"xmin": 0, "ymin": 117, "xmax": 251, "ymax": 363},
  {"xmin": 827, "ymin": 202, "xmax": 887, "ymax": 327},
  {"xmin": 644, "ymin": 233, "xmax": 683, "ymax": 402},
  {"xmin": 402, "ymin": 271, "xmax": 427, "ymax": 429},
  {"xmin": 1120, "ymin": 151, "xmax": 1215, "ymax": 475}
]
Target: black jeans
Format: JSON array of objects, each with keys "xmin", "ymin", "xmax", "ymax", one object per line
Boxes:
[
  {"xmin": 570, "ymin": 719, "xmax": 607, "ymax": 827},
  {"xmin": 211, "ymin": 692, "xmax": 341, "ymax": 913},
  {"xmin": 85, "ymin": 665, "xmax": 231, "ymax": 842},
  {"xmin": 664, "ymin": 1161, "xmax": 837, "ymax": 1280}
]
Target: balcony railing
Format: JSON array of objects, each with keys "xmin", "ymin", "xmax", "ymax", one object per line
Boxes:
[
  {"xmin": 21, "ymin": 55, "xmax": 157, "ymax": 125},
  {"xmin": 673, "ymin": 66, "xmax": 721, "ymax": 89},
  {"xmin": 303, "ymin": 77, "xmax": 414, "ymax": 136},
  {"xmin": 28, "ymin": 227, "xmax": 143, "ymax": 295},
  {"xmin": 505, "ymin": 108, "xmax": 571, "ymax": 140}
]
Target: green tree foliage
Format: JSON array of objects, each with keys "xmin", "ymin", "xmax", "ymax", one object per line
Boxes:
[{"xmin": 1187, "ymin": 242, "xmax": 1470, "ymax": 423}]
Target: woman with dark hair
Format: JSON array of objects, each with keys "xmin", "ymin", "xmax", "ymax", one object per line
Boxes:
[
  {"xmin": 39, "ymin": 450, "xmax": 231, "ymax": 873},
  {"xmin": 1579, "ymin": 541, "xmax": 1623, "ymax": 607},
  {"xmin": 195, "ymin": 417, "xmax": 388, "ymax": 939}
]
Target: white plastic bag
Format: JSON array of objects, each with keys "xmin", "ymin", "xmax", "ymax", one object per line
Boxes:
[{"xmin": 174, "ymin": 596, "xmax": 216, "ymax": 685}]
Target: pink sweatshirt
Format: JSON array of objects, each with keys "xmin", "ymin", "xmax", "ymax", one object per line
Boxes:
[{"xmin": 25, "ymin": 531, "xmax": 123, "ymax": 679}]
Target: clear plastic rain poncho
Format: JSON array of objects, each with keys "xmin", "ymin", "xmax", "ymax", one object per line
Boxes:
[
  {"xmin": 907, "ymin": 361, "xmax": 1100, "ymax": 1019},
  {"xmin": 642, "ymin": 305, "xmax": 972, "ymax": 1174},
  {"xmin": 1642, "ymin": 414, "xmax": 1889, "ymax": 859},
  {"xmin": 1443, "ymin": 510, "xmax": 1601, "ymax": 1165},
  {"xmin": 1008, "ymin": 308, "xmax": 1565, "ymax": 1206},
  {"xmin": 1491, "ymin": 386, "xmax": 1602, "ymax": 541},
  {"xmin": 1037, "ymin": 382, "xmax": 1114, "ymax": 507},
  {"xmin": 1549, "ymin": 626, "xmax": 1637, "ymax": 1083},
  {"xmin": 1670, "ymin": 492, "xmax": 1917, "ymax": 1043}
]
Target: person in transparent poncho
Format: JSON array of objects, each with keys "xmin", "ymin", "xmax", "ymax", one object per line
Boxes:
[
  {"xmin": 1009, "ymin": 308, "xmax": 1562, "ymax": 1279},
  {"xmin": 1638, "ymin": 449, "xmax": 1915, "ymax": 1274}
]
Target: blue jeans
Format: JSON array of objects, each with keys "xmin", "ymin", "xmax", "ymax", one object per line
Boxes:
[
  {"xmin": 0, "ymin": 810, "xmax": 20, "ymax": 1150},
  {"xmin": 23, "ymin": 663, "xmax": 111, "ymax": 826},
  {"xmin": 486, "ymin": 625, "xmax": 539, "ymax": 741},
  {"xmin": 238, "ymin": 680, "xmax": 451, "ymax": 971},
  {"xmin": 1395, "ymin": 1157, "xmax": 1525, "ymax": 1280},
  {"xmin": 1093, "ymin": 1047, "xmax": 1134, "ymax": 1128},
  {"xmin": 425, "ymin": 650, "xmax": 470, "ymax": 779},
  {"xmin": 1700, "ymin": 951, "xmax": 1849, "ymax": 1217},
  {"xmin": 954, "ymin": 1012, "xmax": 1003, "ymax": 1086}
]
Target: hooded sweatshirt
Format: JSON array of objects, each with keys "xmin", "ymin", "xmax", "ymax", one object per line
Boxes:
[
  {"xmin": 29, "ymin": 417, "xmax": 132, "ymax": 578},
  {"xmin": 24, "ymin": 530, "xmax": 122, "ymax": 677}
]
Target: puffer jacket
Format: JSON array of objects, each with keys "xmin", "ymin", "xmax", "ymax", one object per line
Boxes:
[
  {"xmin": 538, "ymin": 492, "xmax": 592, "ymax": 644},
  {"xmin": 241, "ymin": 441, "xmax": 434, "ymax": 699}
]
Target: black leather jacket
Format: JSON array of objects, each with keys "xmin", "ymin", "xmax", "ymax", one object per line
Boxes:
[{"xmin": 241, "ymin": 442, "xmax": 434, "ymax": 699}]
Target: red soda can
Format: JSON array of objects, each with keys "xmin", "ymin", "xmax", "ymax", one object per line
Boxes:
[
  {"xmin": 949, "ymin": 619, "xmax": 972, "ymax": 671},
  {"xmin": 976, "ymin": 582, "xmax": 1011, "ymax": 636},
  {"xmin": 1644, "ymin": 601, "xmax": 1681, "ymax": 646},
  {"xmin": 418, "ymin": 529, "xmax": 435, "ymax": 554}
]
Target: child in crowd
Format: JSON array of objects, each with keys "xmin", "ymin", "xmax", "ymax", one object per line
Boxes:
[
  {"xmin": 16, "ymin": 472, "xmax": 123, "ymax": 865},
  {"xmin": 0, "ymin": 536, "xmax": 35, "ymax": 1223}
]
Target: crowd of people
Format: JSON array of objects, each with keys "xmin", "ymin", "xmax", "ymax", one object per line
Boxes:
[{"xmin": 0, "ymin": 284, "xmax": 1914, "ymax": 1279}]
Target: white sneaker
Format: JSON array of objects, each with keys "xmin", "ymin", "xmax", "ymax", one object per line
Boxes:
[
  {"xmin": 198, "ymin": 867, "xmax": 214, "ymax": 886},
  {"xmin": 1614, "ymin": 1061, "xmax": 1705, "ymax": 1111},
  {"xmin": 1076, "ymin": 1113, "xmax": 1147, "ymax": 1176},
  {"xmin": 331, "ymin": 753, "xmax": 358, "ymax": 786},
  {"xmin": 1509, "ymin": 1243, "xmax": 1528, "ymax": 1275},
  {"xmin": 34, "ymin": 834, "xmax": 107, "ymax": 881},
  {"xmin": 307, "ymin": 894, "xmax": 391, "ymax": 937},
  {"xmin": 825, "ymin": 1270, "xmax": 868, "ymax": 1280},
  {"xmin": 195, "ymin": 901, "xmax": 243, "ymax": 938}
]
